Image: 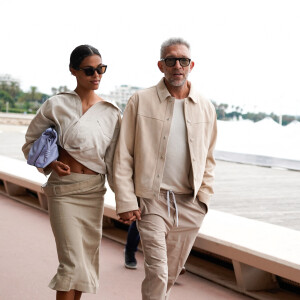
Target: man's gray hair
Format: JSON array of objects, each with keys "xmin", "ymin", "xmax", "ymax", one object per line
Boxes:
[{"xmin": 160, "ymin": 38, "xmax": 191, "ymax": 59}]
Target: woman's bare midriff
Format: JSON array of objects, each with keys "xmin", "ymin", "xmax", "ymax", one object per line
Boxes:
[{"xmin": 58, "ymin": 147, "xmax": 98, "ymax": 175}]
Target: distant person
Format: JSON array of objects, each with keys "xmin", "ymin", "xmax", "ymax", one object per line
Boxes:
[
  {"xmin": 22, "ymin": 45, "xmax": 121, "ymax": 300},
  {"xmin": 113, "ymin": 37, "xmax": 217, "ymax": 299},
  {"xmin": 124, "ymin": 221, "xmax": 140, "ymax": 269}
]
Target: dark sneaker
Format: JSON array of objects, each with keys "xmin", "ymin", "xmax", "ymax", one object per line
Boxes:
[
  {"xmin": 179, "ymin": 267, "xmax": 186, "ymax": 275},
  {"xmin": 124, "ymin": 249, "xmax": 137, "ymax": 269}
]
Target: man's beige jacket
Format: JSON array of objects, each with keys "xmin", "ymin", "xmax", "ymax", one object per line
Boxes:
[{"xmin": 113, "ymin": 78, "xmax": 217, "ymax": 214}]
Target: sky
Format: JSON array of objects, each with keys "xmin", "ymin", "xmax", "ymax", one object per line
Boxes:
[{"xmin": 1, "ymin": 0, "xmax": 300, "ymax": 115}]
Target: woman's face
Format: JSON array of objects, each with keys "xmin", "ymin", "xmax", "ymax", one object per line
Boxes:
[{"xmin": 72, "ymin": 54, "xmax": 103, "ymax": 91}]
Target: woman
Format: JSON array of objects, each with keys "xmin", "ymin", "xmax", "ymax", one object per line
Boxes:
[{"xmin": 22, "ymin": 45, "xmax": 121, "ymax": 300}]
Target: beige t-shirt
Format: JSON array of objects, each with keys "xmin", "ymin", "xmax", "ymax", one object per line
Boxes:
[{"xmin": 160, "ymin": 98, "xmax": 193, "ymax": 194}]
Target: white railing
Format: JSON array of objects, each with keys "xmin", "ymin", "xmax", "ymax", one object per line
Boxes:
[{"xmin": 215, "ymin": 150, "xmax": 300, "ymax": 171}]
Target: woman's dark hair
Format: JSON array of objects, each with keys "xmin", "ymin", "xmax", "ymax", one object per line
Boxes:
[{"xmin": 69, "ymin": 45, "xmax": 101, "ymax": 70}]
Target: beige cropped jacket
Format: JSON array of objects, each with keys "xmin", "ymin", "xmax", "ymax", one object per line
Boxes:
[{"xmin": 22, "ymin": 91, "xmax": 121, "ymax": 191}]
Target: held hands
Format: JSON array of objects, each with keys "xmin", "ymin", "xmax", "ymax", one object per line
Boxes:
[
  {"xmin": 119, "ymin": 209, "xmax": 141, "ymax": 224},
  {"xmin": 49, "ymin": 160, "xmax": 71, "ymax": 176}
]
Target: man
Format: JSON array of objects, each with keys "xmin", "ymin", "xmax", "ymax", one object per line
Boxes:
[{"xmin": 113, "ymin": 38, "xmax": 217, "ymax": 299}]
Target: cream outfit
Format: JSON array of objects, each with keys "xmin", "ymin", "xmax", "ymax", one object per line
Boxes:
[
  {"xmin": 44, "ymin": 172, "xmax": 106, "ymax": 293},
  {"xmin": 137, "ymin": 193, "xmax": 207, "ymax": 300},
  {"xmin": 113, "ymin": 78, "xmax": 217, "ymax": 299},
  {"xmin": 22, "ymin": 91, "xmax": 121, "ymax": 293},
  {"xmin": 114, "ymin": 78, "xmax": 217, "ymax": 215},
  {"xmin": 22, "ymin": 91, "xmax": 121, "ymax": 190},
  {"xmin": 160, "ymin": 98, "xmax": 192, "ymax": 194}
]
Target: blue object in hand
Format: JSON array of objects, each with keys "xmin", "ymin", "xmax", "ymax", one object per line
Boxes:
[{"xmin": 27, "ymin": 127, "xmax": 59, "ymax": 168}]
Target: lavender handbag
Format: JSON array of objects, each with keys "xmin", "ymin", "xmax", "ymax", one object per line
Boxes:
[{"xmin": 27, "ymin": 127, "xmax": 59, "ymax": 168}]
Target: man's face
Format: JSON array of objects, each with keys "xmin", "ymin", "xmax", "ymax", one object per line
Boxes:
[{"xmin": 158, "ymin": 44, "xmax": 194, "ymax": 87}]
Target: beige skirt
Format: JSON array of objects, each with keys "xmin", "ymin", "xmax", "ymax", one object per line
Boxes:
[{"xmin": 43, "ymin": 172, "xmax": 106, "ymax": 293}]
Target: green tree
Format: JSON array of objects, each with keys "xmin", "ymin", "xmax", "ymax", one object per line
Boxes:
[
  {"xmin": 0, "ymin": 90, "xmax": 13, "ymax": 103},
  {"xmin": 0, "ymin": 81, "xmax": 9, "ymax": 92},
  {"xmin": 242, "ymin": 112, "xmax": 268, "ymax": 122},
  {"xmin": 30, "ymin": 86, "xmax": 38, "ymax": 101},
  {"xmin": 58, "ymin": 85, "xmax": 69, "ymax": 93},
  {"xmin": 214, "ymin": 102, "xmax": 228, "ymax": 120},
  {"xmin": 282, "ymin": 115, "xmax": 296, "ymax": 126},
  {"xmin": 51, "ymin": 86, "xmax": 69, "ymax": 95},
  {"xmin": 9, "ymin": 81, "xmax": 21, "ymax": 100}
]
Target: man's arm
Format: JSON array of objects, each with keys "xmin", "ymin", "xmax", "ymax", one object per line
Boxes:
[
  {"xmin": 113, "ymin": 96, "xmax": 140, "ymax": 217},
  {"xmin": 197, "ymin": 110, "xmax": 218, "ymax": 205}
]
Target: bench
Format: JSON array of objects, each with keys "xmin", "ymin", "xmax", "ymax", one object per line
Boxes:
[
  {"xmin": 194, "ymin": 211, "xmax": 300, "ymax": 298},
  {"xmin": 1, "ymin": 155, "xmax": 300, "ymax": 299}
]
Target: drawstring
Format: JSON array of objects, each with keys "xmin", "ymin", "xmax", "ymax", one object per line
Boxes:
[{"xmin": 167, "ymin": 190, "xmax": 179, "ymax": 227}]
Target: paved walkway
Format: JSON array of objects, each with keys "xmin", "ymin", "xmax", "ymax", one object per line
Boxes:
[{"xmin": 0, "ymin": 194, "xmax": 251, "ymax": 300}]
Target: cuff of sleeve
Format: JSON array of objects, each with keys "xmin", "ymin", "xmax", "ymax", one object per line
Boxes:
[
  {"xmin": 197, "ymin": 190, "xmax": 211, "ymax": 208},
  {"xmin": 116, "ymin": 201, "xmax": 139, "ymax": 215}
]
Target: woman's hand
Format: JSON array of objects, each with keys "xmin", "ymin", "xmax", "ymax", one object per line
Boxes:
[
  {"xmin": 49, "ymin": 160, "xmax": 71, "ymax": 176},
  {"xmin": 119, "ymin": 209, "xmax": 141, "ymax": 224}
]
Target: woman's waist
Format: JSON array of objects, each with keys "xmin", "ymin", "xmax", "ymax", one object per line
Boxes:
[
  {"xmin": 45, "ymin": 171, "xmax": 106, "ymax": 196},
  {"xmin": 58, "ymin": 146, "xmax": 98, "ymax": 175}
]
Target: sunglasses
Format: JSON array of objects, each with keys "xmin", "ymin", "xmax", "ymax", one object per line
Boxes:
[
  {"xmin": 161, "ymin": 57, "xmax": 191, "ymax": 67},
  {"xmin": 78, "ymin": 65, "xmax": 107, "ymax": 76}
]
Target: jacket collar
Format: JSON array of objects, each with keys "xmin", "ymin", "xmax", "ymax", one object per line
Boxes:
[
  {"xmin": 57, "ymin": 91, "xmax": 121, "ymax": 111},
  {"xmin": 156, "ymin": 78, "xmax": 198, "ymax": 104},
  {"xmin": 57, "ymin": 90, "xmax": 78, "ymax": 97}
]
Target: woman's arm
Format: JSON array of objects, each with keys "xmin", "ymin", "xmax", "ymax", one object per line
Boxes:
[{"xmin": 22, "ymin": 100, "xmax": 56, "ymax": 175}]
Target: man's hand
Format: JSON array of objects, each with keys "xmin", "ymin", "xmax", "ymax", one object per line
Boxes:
[
  {"xmin": 119, "ymin": 209, "xmax": 141, "ymax": 224},
  {"xmin": 49, "ymin": 160, "xmax": 71, "ymax": 176}
]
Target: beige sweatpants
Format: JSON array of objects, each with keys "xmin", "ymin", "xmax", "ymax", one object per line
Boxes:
[{"xmin": 137, "ymin": 191, "xmax": 207, "ymax": 300}]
